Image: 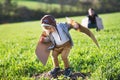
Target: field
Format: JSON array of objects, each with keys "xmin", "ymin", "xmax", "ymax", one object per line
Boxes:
[{"xmin": 0, "ymin": 12, "xmax": 120, "ymax": 80}]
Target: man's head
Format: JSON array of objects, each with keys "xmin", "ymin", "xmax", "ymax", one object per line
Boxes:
[{"xmin": 88, "ymin": 8, "xmax": 95, "ymax": 16}]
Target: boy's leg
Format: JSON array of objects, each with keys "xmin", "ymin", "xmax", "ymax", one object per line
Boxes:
[
  {"xmin": 52, "ymin": 50, "xmax": 60, "ymax": 68},
  {"xmin": 49, "ymin": 49, "xmax": 61, "ymax": 76},
  {"xmin": 61, "ymin": 47, "xmax": 71, "ymax": 68},
  {"xmin": 61, "ymin": 41, "xmax": 72, "ymax": 77},
  {"xmin": 61, "ymin": 41, "xmax": 71, "ymax": 68},
  {"xmin": 61, "ymin": 47, "xmax": 72, "ymax": 77}
]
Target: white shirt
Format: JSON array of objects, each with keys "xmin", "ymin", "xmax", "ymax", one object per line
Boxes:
[{"xmin": 51, "ymin": 25, "xmax": 69, "ymax": 45}]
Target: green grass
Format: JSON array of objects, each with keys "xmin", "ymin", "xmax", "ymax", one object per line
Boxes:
[{"xmin": 0, "ymin": 12, "xmax": 120, "ymax": 80}]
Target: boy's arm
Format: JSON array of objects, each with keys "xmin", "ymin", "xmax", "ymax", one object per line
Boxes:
[
  {"xmin": 40, "ymin": 31, "xmax": 51, "ymax": 43},
  {"xmin": 66, "ymin": 17, "xmax": 99, "ymax": 48},
  {"xmin": 66, "ymin": 17, "xmax": 80, "ymax": 30}
]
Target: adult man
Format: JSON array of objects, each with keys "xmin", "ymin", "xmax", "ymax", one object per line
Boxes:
[
  {"xmin": 88, "ymin": 8, "xmax": 98, "ymax": 29},
  {"xmin": 81, "ymin": 8, "xmax": 104, "ymax": 31}
]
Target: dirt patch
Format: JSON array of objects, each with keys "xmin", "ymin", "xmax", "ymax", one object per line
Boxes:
[{"xmin": 33, "ymin": 70, "xmax": 90, "ymax": 80}]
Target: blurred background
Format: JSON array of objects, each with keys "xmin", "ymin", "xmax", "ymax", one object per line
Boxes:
[{"xmin": 0, "ymin": 0, "xmax": 120, "ymax": 24}]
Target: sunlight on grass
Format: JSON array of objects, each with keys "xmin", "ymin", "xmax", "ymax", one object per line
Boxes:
[{"xmin": 0, "ymin": 12, "xmax": 120, "ymax": 80}]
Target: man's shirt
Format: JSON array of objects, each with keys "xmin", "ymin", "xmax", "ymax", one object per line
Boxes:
[{"xmin": 88, "ymin": 14, "xmax": 98, "ymax": 24}]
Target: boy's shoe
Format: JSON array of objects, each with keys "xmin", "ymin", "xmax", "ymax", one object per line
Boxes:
[
  {"xmin": 49, "ymin": 67, "xmax": 60, "ymax": 76},
  {"xmin": 64, "ymin": 67, "xmax": 72, "ymax": 77}
]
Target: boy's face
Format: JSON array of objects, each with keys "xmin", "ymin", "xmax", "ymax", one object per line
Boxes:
[{"xmin": 44, "ymin": 26, "xmax": 55, "ymax": 32}]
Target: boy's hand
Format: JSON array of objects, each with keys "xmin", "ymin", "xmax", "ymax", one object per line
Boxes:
[
  {"xmin": 40, "ymin": 37, "xmax": 45, "ymax": 43},
  {"xmin": 73, "ymin": 22, "xmax": 79, "ymax": 29},
  {"xmin": 66, "ymin": 17, "xmax": 79, "ymax": 29}
]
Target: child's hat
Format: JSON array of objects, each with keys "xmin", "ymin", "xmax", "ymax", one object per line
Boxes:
[{"xmin": 41, "ymin": 15, "xmax": 56, "ymax": 27}]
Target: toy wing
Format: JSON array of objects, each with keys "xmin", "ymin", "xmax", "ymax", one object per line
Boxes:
[
  {"xmin": 66, "ymin": 17, "xmax": 99, "ymax": 48},
  {"xmin": 35, "ymin": 32, "xmax": 52, "ymax": 65}
]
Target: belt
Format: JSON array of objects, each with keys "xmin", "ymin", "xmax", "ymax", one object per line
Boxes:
[{"xmin": 56, "ymin": 41, "xmax": 71, "ymax": 47}]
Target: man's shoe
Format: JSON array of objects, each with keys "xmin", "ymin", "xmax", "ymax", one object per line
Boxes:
[
  {"xmin": 49, "ymin": 67, "xmax": 60, "ymax": 76},
  {"xmin": 64, "ymin": 67, "xmax": 72, "ymax": 77}
]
